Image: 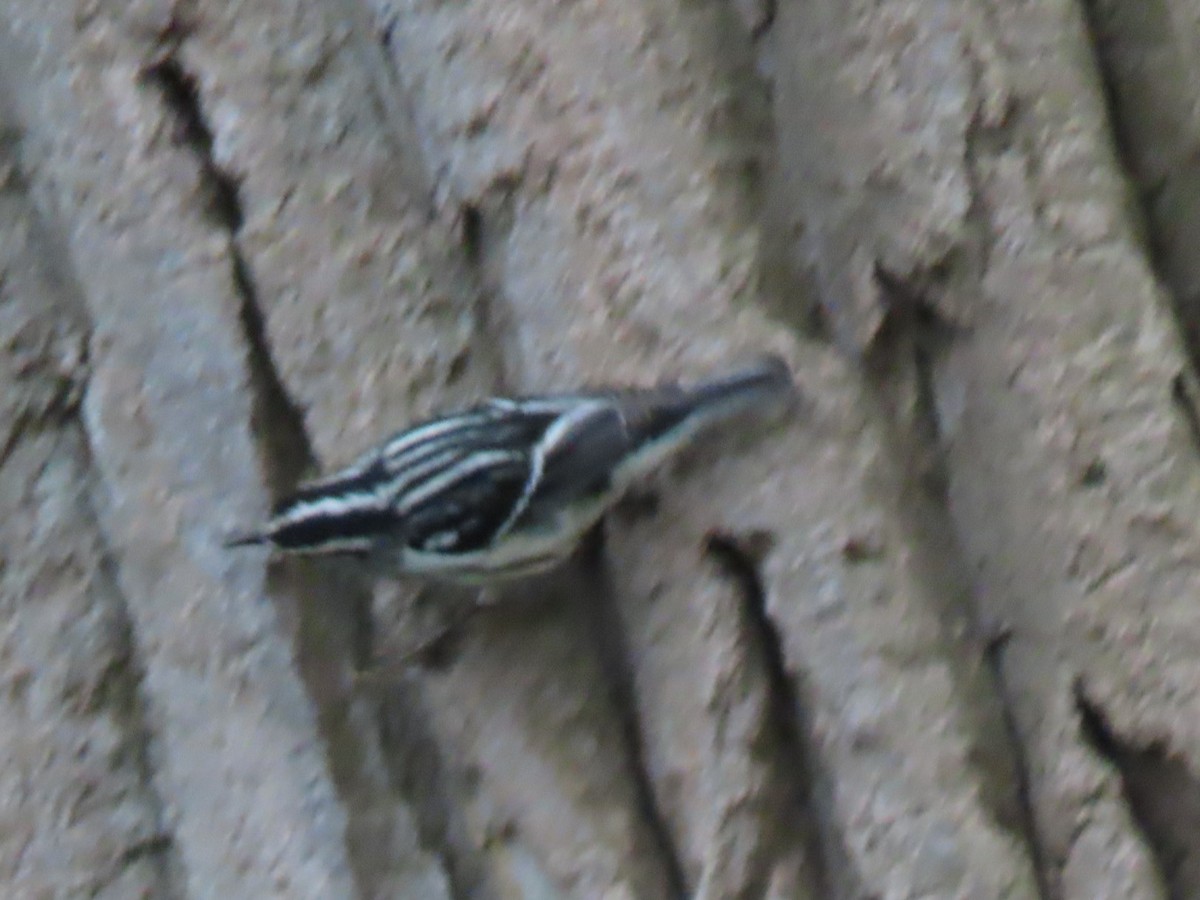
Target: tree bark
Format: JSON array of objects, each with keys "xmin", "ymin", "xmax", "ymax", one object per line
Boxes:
[{"xmin": 2, "ymin": 0, "xmax": 1198, "ymax": 896}]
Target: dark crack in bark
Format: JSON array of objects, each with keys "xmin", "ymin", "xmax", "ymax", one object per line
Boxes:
[
  {"xmin": 41, "ymin": 416, "xmax": 190, "ymax": 898},
  {"xmin": 445, "ymin": 199, "xmax": 518, "ymax": 395},
  {"xmin": 1078, "ymin": 0, "xmax": 1200, "ymax": 382},
  {"xmin": 1171, "ymin": 372, "xmax": 1200, "ymax": 459},
  {"xmin": 375, "ymin": 679, "xmax": 484, "ymax": 900},
  {"xmin": 229, "ymin": 253, "xmax": 318, "ymax": 497},
  {"xmin": 329, "ymin": 0, "xmax": 439, "ymax": 218},
  {"xmin": 136, "ymin": 50, "xmax": 449, "ymax": 898},
  {"xmin": 1075, "ymin": 680, "xmax": 1198, "ymax": 896},
  {"xmin": 584, "ymin": 531, "xmax": 689, "ymax": 899},
  {"xmin": 1068, "ymin": 11, "xmax": 1200, "ymax": 889},
  {"xmin": 704, "ymin": 532, "xmax": 853, "ymax": 900},
  {"xmin": 711, "ymin": 11, "xmax": 1045, "ymax": 894},
  {"xmin": 868, "ymin": 269, "xmax": 1053, "ymax": 900},
  {"xmin": 363, "ymin": 3, "xmax": 516, "ymax": 393},
  {"xmin": 458, "ymin": 201, "xmax": 484, "ymax": 267},
  {"xmin": 980, "ymin": 638, "xmax": 1052, "ymax": 900},
  {"xmin": 714, "ymin": 0, "xmax": 828, "ymax": 344},
  {"xmin": 81, "ymin": 495, "xmax": 186, "ymax": 899},
  {"xmin": 0, "ymin": 98, "xmax": 187, "ymax": 893},
  {"xmin": 139, "ymin": 51, "xmax": 310, "ymax": 490},
  {"xmin": 139, "ymin": 57, "xmax": 244, "ymax": 234}
]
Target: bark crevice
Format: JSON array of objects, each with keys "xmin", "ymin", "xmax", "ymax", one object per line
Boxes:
[
  {"xmin": 867, "ymin": 269, "xmax": 1053, "ymax": 899},
  {"xmin": 703, "ymin": 532, "xmax": 849, "ymax": 899},
  {"xmin": 1075, "ymin": 679, "xmax": 1198, "ymax": 895},
  {"xmin": 139, "ymin": 56, "xmax": 244, "ymax": 235},
  {"xmin": 1079, "ymin": 0, "xmax": 1200, "ymax": 383},
  {"xmin": 0, "ymin": 105, "xmax": 185, "ymax": 895},
  {"xmin": 140, "ymin": 51, "xmax": 313, "ymax": 490},
  {"xmin": 138, "ymin": 49, "xmax": 453, "ymax": 898},
  {"xmin": 586, "ymin": 536, "xmax": 689, "ymax": 899},
  {"xmin": 59, "ymin": 422, "xmax": 189, "ymax": 898},
  {"xmin": 366, "ymin": 18, "xmax": 516, "ymax": 393}
]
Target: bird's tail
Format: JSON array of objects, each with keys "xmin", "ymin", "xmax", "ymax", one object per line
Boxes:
[
  {"xmin": 681, "ymin": 355, "xmax": 795, "ymax": 421},
  {"xmin": 613, "ymin": 355, "xmax": 795, "ymax": 483}
]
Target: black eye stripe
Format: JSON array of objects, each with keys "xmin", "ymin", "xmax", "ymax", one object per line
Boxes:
[{"xmin": 272, "ymin": 506, "xmax": 397, "ymax": 549}]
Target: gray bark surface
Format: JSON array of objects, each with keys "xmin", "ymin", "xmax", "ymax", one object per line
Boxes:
[{"xmin": 2, "ymin": 0, "xmax": 1199, "ymax": 897}]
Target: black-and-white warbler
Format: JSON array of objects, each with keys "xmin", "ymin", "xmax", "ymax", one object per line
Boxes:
[{"xmin": 226, "ymin": 356, "xmax": 793, "ymax": 583}]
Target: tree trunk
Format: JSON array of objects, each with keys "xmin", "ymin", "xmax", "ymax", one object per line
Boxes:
[{"xmin": 1, "ymin": 0, "xmax": 1197, "ymax": 896}]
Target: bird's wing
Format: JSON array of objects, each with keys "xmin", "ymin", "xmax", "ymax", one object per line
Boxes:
[
  {"xmin": 394, "ymin": 445, "xmax": 534, "ymax": 554},
  {"xmin": 524, "ymin": 398, "xmax": 634, "ymax": 502}
]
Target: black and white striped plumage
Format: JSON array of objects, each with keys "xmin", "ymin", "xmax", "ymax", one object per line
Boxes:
[{"xmin": 225, "ymin": 357, "xmax": 793, "ymax": 583}]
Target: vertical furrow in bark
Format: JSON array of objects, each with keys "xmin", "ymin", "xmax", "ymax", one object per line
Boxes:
[
  {"xmin": 140, "ymin": 44, "xmax": 452, "ymax": 897},
  {"xmin": 373, "ymin": 0, "xmax": 1042, "ymax": 896},
  {"xmin": 179, "ymin": 0, "xmax": 678, "ymax": 894},
  {"xmin": 0, "ymin": 107, "xmax": 183, "ymax": 898},
  {"xmin": 765, "ymin": 0, "xmax": 1181, "ymax": 895},
  {"xmin": 0, "ymin": 4, "xmax": 394, "ymax": 894}
]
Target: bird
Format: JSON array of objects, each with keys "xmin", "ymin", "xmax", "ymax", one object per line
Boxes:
[{"xmin": 224, "ymin": 356, "xmax": 794, "ymax": 584}]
